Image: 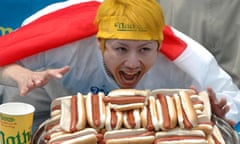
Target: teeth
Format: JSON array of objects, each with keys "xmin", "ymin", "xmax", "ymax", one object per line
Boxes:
[{"xmin": 125, "ymin": 72, "xmax": 137, "ymax": 75}]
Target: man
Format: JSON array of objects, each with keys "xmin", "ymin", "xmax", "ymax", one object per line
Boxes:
[{"xmin": 0, "ymin": 0, "xmax": 239, "ymax": 129}]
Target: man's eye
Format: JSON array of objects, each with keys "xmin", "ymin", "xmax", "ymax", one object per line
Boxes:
[
  {"xmin": 116, "ymin": 47, "xmax": 127, "ymax": 52},
  {"xmin": 140, "ymin": 47, "xmax": 151, "ymax": 52}
]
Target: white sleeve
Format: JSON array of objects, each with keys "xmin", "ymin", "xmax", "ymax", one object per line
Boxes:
[{"xmin": 172, "ymin": 28, "xmax": 240, "ymax": 123}]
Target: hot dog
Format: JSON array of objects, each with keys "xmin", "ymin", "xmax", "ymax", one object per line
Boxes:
[
  {"xmin": 188, "ymin": 92, "xmax": 213, "ymax": 134},
  {"xmin": 44, "ymin": 126, "xmax": 65, "ymax": 142},
  {"xmin": 141, "ymin": 96, "xmax": 160, "ymax": 131},
  {"xmin": 47, "ymin": 128, "xmax": 98, "ymax": 144},
  {"xmin": 104, "ymin": 89, "xmax": 149, "ymax": 111},
  {"xmin": 189, "ymin": 92, "xmax": 212, "ymax": 122},
  {"xmin": 50, "ymin": 96, "xmax": 65, "ymax": 117},
  {"xmin": 190, "ymin": 94, "xmax": 205, "ymax": 112},
  {"xmin": 38, "ymin": 88, "xmax": 227, "ymax": 144},
  {"xmin": 44, "ymin": 115, "xmax": 61, "ymax": 132},
  {"xmin": 50, "ymin": 95, "xmax": 82, "ymax": 117},
  {"xmin": 198, "ymin": 91, "xmax": 212, "ymax": 120},
  {"xmin": 105, "ymin": 105, "xmax": 123, "ymax": 131},
  {"xmin": 59, "ymin": 93, "xmax": 87, "ymax": 132},
  {"xmin": 123, "ymin": 109, "xmax": 142, "ymax": 129},
  {"xmin": 193, "ymin": 122, "xmax": 214, "ymax": 135},
  {"xmin": 102, "ymin": 128, "xmax": 155, "ymax": 144},
  {"xmin": 151, "ymin": 89, "xmax": 195, "ymax": 98},
  {"xmin": 207, "ymin": 125, "xmax": 226, "ymax": 144},
  {"xmin": 174, "ymin": 91, "xmax": 198, "ymax": 129},
  {"xmin": 154, "ymin": 128, "xmax": 208, "ymax": 144},
  {"xmin": 40, "ymin": 115, "xmax": 63, "ymax": 141},
  {"xmin": 86, "ymin": 92, "xmax": 106, "ymax": 130},
  {"xmin": 155, "ymin": 93, "xmax": 177, "ymax": 130}
]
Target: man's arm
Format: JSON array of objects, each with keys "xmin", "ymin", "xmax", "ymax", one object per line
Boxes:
[
  {"xmin": 0, "ymin": 63, "xmax": 70, "ymax": 96},
  {"xmin": 0, "ymin": 63, "xmax": 21, "ymax": 87}
]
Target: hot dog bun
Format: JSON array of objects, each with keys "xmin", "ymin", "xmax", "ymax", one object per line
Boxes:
[
  {"xmin": 104, "ymin": 136, "xmax": 155, "ymax": 144},
  {"xmin": 44, "ymin": 126, "xmax": 65, "ymax": 142},
  {"xmin": 198, "ymin": 91, "xmax": 212, "ymax": 120},
  {"xmin": 154, "ymin": 128, "xmax": 208, "ymax": 144},
  {"xmin": 155, "ymin": 94, "xmax": 177, "ymax": 130},
  {"xmin": 50, "ymin": 95, "xmax": 71, "ymax": 117},
  {"xmin": 60, "ymin": 93, "xmax": 86, "ymax": 132},
  {"xmin": 207, "ymin": 125, "xmax": 226, "ymax": 144},
  {"xmin": 38, "ymin": 89, "xmax": 226, "ymax": 144},
  {"xmin": 86, "ymin": 92, "xmax": 106, "ymax": 130},
  {"xmin": 141, "ymin": 96, "xmax": 160, "ymax": 131},
  {"xmin": 193, "ymin": 122, "xmax": 214, "ymax": 135},
  {"xmin": 151, "ymin": 89, "xmax": 195, "ymax": 98},
  {"xmin": 108, "ymin": 89, "xmax": 150, "ymax": 97},
  {"xmin": 103, "ymin": 128, "xmax": 155, "ymax": 144},
  {"xmin": 123, "ymin": 109, "xmax": 142, "ymax": 129},
  {"xmin": 190, "ymin": 94, "xmax": 205, "ymax": 113},
  {"xmin": 174, "ymin": 91, "xmax": 198, "ymax": 129},
  {"xmin": 48, "ymin": 128, "xmax": 97, "ymax": 144},
  {"xmin": 105, "ymin": 89, "xmax": 150, "ymax": 111},
  {"xmin": 105, "ymin": 104, "xmax": 123, "ymax": 131},
  {"xmin": 44, "ymin": 114, "xmax": 61, "ymax": 132},
  {"xmin": 190, "ymin": 91, "xmax": 213, "ymax": 134},
  {"xmin": 40, "ymin": 115, "xmax": 63, "ymax": 141}
]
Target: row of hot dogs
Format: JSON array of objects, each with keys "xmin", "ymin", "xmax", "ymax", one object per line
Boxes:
[{"xmin": 40, "ymin": 89, "xmax": 225, "ymax": 144}]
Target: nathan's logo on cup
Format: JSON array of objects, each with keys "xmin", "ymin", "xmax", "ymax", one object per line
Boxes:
[
  {"xmin": 0, "ymin": 127, "xmax": 31, "ymax": 144},
  {"xmin": 114, "ymin": 22, "xmax": 147, "ymax": 32},
  {"xmin": 0, "ymin": 102, "xmax": 35, "ymax": 144},
  {"xmin": 0, "ymin": 115, "xmax": 14, "ymax": 122}
]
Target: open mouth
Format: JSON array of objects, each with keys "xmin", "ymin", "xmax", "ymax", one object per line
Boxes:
[{"xmin": 119, "ymin": 71, "xmax": 141, "ymax": 86}]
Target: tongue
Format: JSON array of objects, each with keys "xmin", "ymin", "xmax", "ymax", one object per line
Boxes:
[{"xmin": 123, "ymin": 73, "xmax": 135, "ymax": 81}]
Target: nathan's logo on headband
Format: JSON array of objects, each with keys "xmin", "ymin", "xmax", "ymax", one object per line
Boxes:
[{"xmin": 114, "ymin": 22, "xmax": 147, "ymax": 32}]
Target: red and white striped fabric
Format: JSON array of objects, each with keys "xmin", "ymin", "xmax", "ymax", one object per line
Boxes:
[
  {"xmin": 0, "ymin": 0, "xmax": 188, "ymax": 67},
  {"xmin": 0, "ymin": 0, "xmax": 203, "ymax": 70},
  {"xmin": 0, "ymin": 0, "xmax": 100, "ymax": 66}
]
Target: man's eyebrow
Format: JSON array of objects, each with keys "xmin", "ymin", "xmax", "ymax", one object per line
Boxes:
[
  {"xmin": 138, "ymin": 42, "xmax": 155, "ymax": 47},
  {"xmin": 117, "ymin": 41, "xmax": 154, "ymax": 47},
  {"xmin": 116, "ymin": 42, "xmax": 128, "ymax": 47}
]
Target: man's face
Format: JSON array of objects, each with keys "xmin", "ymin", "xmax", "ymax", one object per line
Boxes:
[{"xmin": 103, "ymin": 39, "xmax": 159, "ymax": 88}]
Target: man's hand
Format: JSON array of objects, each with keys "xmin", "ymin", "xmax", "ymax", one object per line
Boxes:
[
  {"xmin": 207, "ymin": 87, "xmax": 236, "ymax": 126},
  {"xmin": 16, "ymin": 65, "xmax": 70, "ymax": 96},
  {"xmin": 207, "ymin": 87, "xmax": 229, "ymax": 118},
  {"xmin": 190, "ymin": 86, "xmax": 236, "ymax": 126}
]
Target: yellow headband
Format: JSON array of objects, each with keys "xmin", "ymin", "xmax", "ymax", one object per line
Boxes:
[{"xmin": 96, "ymin": 16, "xmax": 163, "ymax": 41}]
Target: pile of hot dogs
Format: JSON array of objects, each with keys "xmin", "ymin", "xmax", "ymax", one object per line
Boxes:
[{"xmin": 40, "ymin": 89, "xmax": 225, "ymax": 144}]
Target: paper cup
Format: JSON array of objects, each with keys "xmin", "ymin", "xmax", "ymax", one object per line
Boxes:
[{"xmin": 0, "ymin": 102, "xmax": 35, "ymax": 144}]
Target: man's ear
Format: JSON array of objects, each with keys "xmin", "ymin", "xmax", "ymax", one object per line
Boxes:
[
  {"xmin": 97, "ymin": 38, "xmax": 105, "ymax": 54},
  {"xmin": 96, "ymin": 38, "xmax": 101, "ymax": 49},
  {"xmin": 158, "ymin": 41, "xmax": 162, "ymax": 53}
]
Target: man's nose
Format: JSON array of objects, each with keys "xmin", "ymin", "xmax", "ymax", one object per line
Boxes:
[{"xmin": 124, "ymin": 53, "xmax": 141, "ymax": 68}]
